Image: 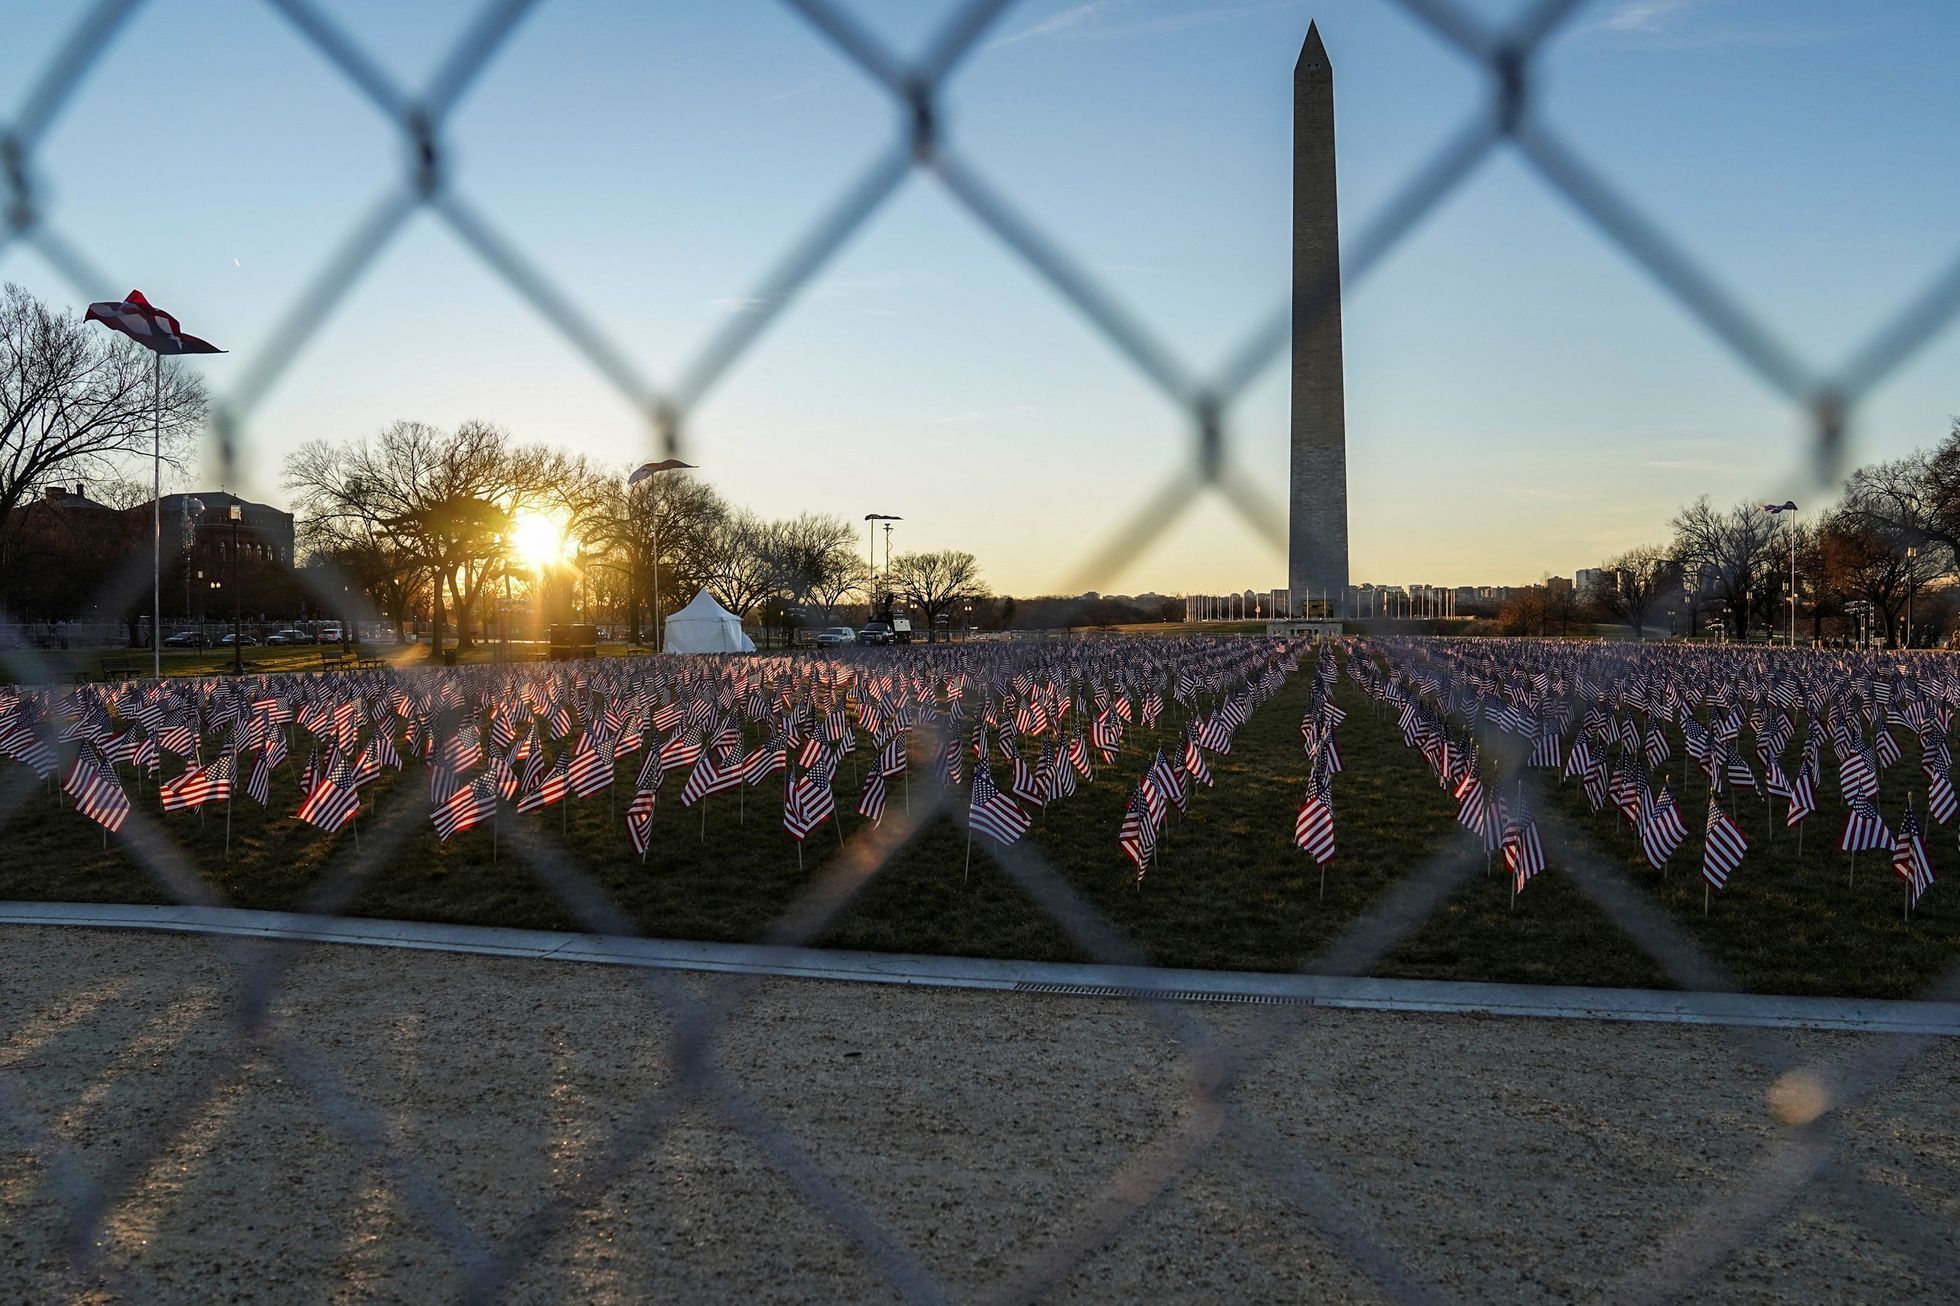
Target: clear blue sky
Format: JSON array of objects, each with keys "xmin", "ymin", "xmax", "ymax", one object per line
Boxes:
[{"xmin": 4, "ymin": 0, "xmax": 1958, "ymax": 595}]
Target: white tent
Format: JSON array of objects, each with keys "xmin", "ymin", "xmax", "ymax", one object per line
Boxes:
[{"xmin": 662, "ymin": 588, "xmax": 755, "ymax": 654}]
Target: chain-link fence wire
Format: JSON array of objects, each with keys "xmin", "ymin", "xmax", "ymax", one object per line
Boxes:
[{"xmin": 4, "ymin": 0, "xmax": 1960, "ymax": 1299}]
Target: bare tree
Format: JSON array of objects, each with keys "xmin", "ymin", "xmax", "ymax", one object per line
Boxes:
[
  {"xmin": 0, "ymin": 282, "xmax": 206, "ymax": 535},
  {"xmin": 285, "ymin": 420, "xmax": 537, "ymax": 652},
  {"xmin": 701, "ymin": 511, "xmax": 781, "ymax": 618},
  {"xmin": 1818, "ymin": 509, "xmax": 1939, "ymax": 646},
  {"xmin": 768, "ymin": 513, "xmax": 860, "ymax": 622},
  {"xmin": 1669, "ymin": 497, "xmax": 1783, "ymax": 638},
  {"xmin": 808, "ymin": 552, "xmax": 870, "ymax": 624},
  {"xmin": 1588, "ymin": 546, "xmax": 1679, "ymax": 638},
  {"xmin": 891, "ymin": 549, "xmax": 987, "ymax": 641}
]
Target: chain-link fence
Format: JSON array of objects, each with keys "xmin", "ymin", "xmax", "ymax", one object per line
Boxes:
[{"xmin": 4, "ymin": 0, "xmax": 1959, "ymax": 1300}]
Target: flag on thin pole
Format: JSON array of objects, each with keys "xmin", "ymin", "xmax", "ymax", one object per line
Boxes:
[
  {"xmin": 84, "ymin": 291, "xmax": 225, "ymax": 354},
  {"xmin": 1702, "ymin": 798, "xmax": 1748, "ymax": 910},
  {"xmin": 1890, "ymin": 805, "xmax": 1934, "ymax": 917},
  {"xmin": 83, "ymin": 291, "xmax": 223, "ymax": 680}
]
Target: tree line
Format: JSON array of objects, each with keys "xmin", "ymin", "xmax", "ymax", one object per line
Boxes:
[
  {"xmin": 1578, "ymin": 418, "xmax": 1960, "ymax": 644},
  {"xmin": 284, "ymin": 419, "xmax": 989, "ymax": 648}
]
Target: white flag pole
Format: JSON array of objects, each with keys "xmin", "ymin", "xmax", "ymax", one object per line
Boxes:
[{"xmin": 152, "ymin": 352, "xmax": 162, "ymax": 679}]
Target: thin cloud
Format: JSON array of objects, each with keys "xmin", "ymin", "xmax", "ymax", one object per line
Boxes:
[
  {"xmin": 991, "ymin": 3, "xmax": 1102, "ymax": 49},
  {"xmin": 1583, "ymin": 0, "xmax": 1853, "ymax": 50},
  {"xmin": 990, "ymin": 0, "xmax": 1303, "ymax": 49},
  {"xmin": 1599, "ymin": 0, "xmax": 1698, "ymax": 34}
]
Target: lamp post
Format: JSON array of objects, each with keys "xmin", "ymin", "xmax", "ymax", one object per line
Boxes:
[
  {"xmin": 864, "ymin": 514, "xmax": 901, "ymax": 610},
  {"xmin": 1906, "ymin": 546, "xmax": 1918, "ymax": 649},
  {"xmin": 963, "ymin": 598, "xmax": 973, "ymax": 641},
  {"xmin": 181, "ymin": 498, "xmax": 204, "ymax": 632},
  {"xmin": 629, "ymin": 459, "xmax": 697, "ymax": 651},
  {"xmin": 228, "ymin": 502, "xmax": 243, "ymax": 673}
]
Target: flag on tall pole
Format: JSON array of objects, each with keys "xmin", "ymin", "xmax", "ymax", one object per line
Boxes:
[{"xmin": 83, "ymin": 292, "xmax": 223, "ymax": 678}]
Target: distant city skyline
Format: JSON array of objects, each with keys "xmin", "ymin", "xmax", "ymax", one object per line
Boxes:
[{"xmin": 4, "ymin": 0, "xmax": 1958, "ymax": 595}]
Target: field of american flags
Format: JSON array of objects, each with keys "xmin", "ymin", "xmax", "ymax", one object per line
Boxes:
[{"xmin": 0, "ymin": 636, "xmax": 1953, "ymax": 997}]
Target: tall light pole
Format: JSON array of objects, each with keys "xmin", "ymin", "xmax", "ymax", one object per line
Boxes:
[
  {"xmin": 181, "ymin": 497, "xmax": 204, "ymax": 636},
  {"xmin": 864, "ymin": 514, "xmax": 901, "ymax": 614},
  {"xmin": 629, "ymin": 459, "xmax": 696, "ymax": 651},
  {"xmin": 228, "ymin": 501, "xmax": 244, "ymax": 674},
  {"xmin": 1906, "ymin": 546, "xmax": 1918, "ymax": 649}
]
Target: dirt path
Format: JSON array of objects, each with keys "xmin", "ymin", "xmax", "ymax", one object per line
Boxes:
[{"xmin": 2, "ymin": 926, "xmax": 1954, "ymax": 1302}]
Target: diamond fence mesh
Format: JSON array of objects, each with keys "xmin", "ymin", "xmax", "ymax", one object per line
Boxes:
[{"xmin": 3, "ymin": 0, "xmax": 1958, "ymax": 1300}]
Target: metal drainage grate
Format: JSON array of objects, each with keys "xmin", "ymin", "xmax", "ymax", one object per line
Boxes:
[{"xmin": 1013, "ymin": 981, "xmax": 1317, "ymax": 1007}]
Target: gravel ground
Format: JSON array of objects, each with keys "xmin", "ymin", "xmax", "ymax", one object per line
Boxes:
[{"xmin": 2, "ymin": 927, "xmax": 1956, "ymax": 1304}]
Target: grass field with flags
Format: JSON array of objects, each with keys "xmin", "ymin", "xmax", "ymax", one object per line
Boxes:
[{"xmin": 0, "ymin": 638, "xmax": 1953, "ymax": 999}]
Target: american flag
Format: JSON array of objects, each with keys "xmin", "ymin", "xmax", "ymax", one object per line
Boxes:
[
  {"xmin": 857, "ymin": 766, "xmax": 887, "ymax": 825},
  {"xmin": 64, "ymin": 747, "xmax": 130, "ymax": 833},
  {"xmin": 1046, "ymin": 746, "xmax": 1077, "ymax": 803},
  {"xmin": 1526, "ymin": 728, "xmax": 1562, "ymax": 769},
  {"xmin": 1293, "ymin": 779, "xmax": 1335, "ymax": 866},
  {"xmin": 297, "ymin": 757, "xmax": 360, "ymax": 834},
  {"xmin": 516, "ymin": 752, "xmax": 571, "ymax": 814},
  {"xmin": 967, "ymin": 765, "xmax": 1029, "ymax": 846},
  {"xmin": 626, "ymin": 788, "xmax": 657, "ymax": 854},
  {"xmin": 1502, "ymin": 803, "xmax": 1545, "ymax": 895},
  {"xmin": 567, "ymin": 743, "xmax": 613, "ymax": 798},
  {"xmin": 161, "ymin": 753, "xmax": 233, "ymax": 812},
  {"xmin": 1145, "ymin": 749, "xmax": 1188, "ymax": 815},
  {"xmin": 783, "ymin": 771, "xmax": 835, "ymax": 841},
  {"xmin": 84, "ymin": 290, "xmax": 223, "ymax": 354},
  {"xmin": 1701, "ymin": 799, "xmax": 1748, "ymax": 891},
  {"xmin": 1838, "ymin": 797, "xmax": 1891, "ymax": 853},
  {"xmin": 1639, "ymin": 785, "xmax": 1688, "ymax": 869},
  {"xmin": 1118, "ymin": 785, "xmax": 1158, "ymax": 880},
  {"xmin": 245, "ymin": 748, "xmax": 273, "ymax": 806},
  {"xmin": 1890, "ymin": 808, "xmax": 1934, "ymax": 907},
  {"xmin": 1785, "ymin": 760, "xmax": 1817, "ymax": 827},
  {"xmin": 635, "ymin": 745, "xmax": 666, "ymax": 794},
  {"xmin": 1010, "ymin": 751, "xmax": 1045, "ymax": 808},
  {"xmin": 432, "ymin": 777, "xmax": 496, "ymax": 842},
  {"xmin": 1182, "ymin": 730, "xmax": 1214, "ymax": 788}
]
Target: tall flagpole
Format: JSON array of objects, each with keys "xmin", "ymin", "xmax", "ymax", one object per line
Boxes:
[{"xmin": 152, "ymin": 352, "xmax": 162, "ymax": 679}]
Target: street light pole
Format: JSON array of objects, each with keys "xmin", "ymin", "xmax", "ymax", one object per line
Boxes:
[
  {"xmin": 863, "ymin": 514, "xmax": 901, "ymax": 617},
  {"xmin": 629, "ymin": 459, "xmax": 697, "ymax": 652},
  {"xmin": 1906, "ymin": 546, "xmax": 1918, "ymax": 649},
  {"xmin": 228, "ymin": 501, "xmax": 243, "ymax": 674}
]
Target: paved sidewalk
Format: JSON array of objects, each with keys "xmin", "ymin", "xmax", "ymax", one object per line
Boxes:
[
  {"xmin": 8, "ymin": 901, "xmax": 1955, "ymax": 1034},
  {"xmin": 2, "ymin": 926, "xmax": 1955, "ymax": 1302}
]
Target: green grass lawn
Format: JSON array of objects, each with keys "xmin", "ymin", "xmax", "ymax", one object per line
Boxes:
[
  {"xmin": 0, "ymin": 640, "xmax": 668, "ymax": 684},
  {"xmin": 0, "ymin": 650, "xmax": 1951, "ymax": 998}
]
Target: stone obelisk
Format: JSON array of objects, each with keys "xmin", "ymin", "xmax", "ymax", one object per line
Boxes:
[{"xmin": 1288, "ymin": 20, "xmax": 1349, "ymax": 616}]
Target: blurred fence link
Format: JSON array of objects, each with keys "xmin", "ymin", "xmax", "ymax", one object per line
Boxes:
[{"xmin": 3, "ymin": 0, "xmax": 1957, "ymax": 1301}]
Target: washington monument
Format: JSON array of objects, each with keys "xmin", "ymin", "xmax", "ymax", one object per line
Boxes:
[{"xmin": 1289, "ymin": 20, "xmax": 1349, "ymax": 614}]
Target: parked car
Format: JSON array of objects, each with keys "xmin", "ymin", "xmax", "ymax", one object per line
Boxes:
[
  {"xmin": 856, "ymin": 622, "xmax": 893, "ymax": 645},
  {"xmin": 265, "ymin": 628, "xmax": 310, "ymax": 645},
  {"xmin": 816, "ymin": 626, "xmax": 857, "ymax": 647},
  {"xmin": 317, "ymin": 624, "xmax": 344, "ymax": 643},
  {"xmin": 218, "ymin": 632, "xmax": 258, "ymax": 647},
  {"xmin": 162, "ymin": 631, "xmax": 201, "ymax": 649}
]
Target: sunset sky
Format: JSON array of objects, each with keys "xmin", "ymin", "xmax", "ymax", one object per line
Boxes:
[{"xmin": 4, "ymin": 0, "xmax": 1958, "ymax": 596}]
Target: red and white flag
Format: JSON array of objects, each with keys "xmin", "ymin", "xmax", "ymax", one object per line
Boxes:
[{"xmin": 84, "ymin": 290, "xmax": 223, "ymax": 354}]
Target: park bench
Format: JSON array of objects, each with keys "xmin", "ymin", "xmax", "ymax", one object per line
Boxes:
[
  {"xmin": 98, "ymin": 655, "xmax": 145, "ymax": 682},
  {"xmin": 318, "ymin": 650, "xmax": 349, "ymax": 673}
]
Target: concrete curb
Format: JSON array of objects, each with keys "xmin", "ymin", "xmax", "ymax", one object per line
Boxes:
[{"xmin": 4, "ymin": 901, "xmax": 1956, "ymax": 1036}]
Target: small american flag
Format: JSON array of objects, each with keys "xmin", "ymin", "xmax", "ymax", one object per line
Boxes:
[
  {"xmin": 1891, "ymin": 808, "xmax": 1934, "ymax": 907},
  {"xmin": 1701, "ymin": 800, "xmax": 1748, "ymax": 891}
]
